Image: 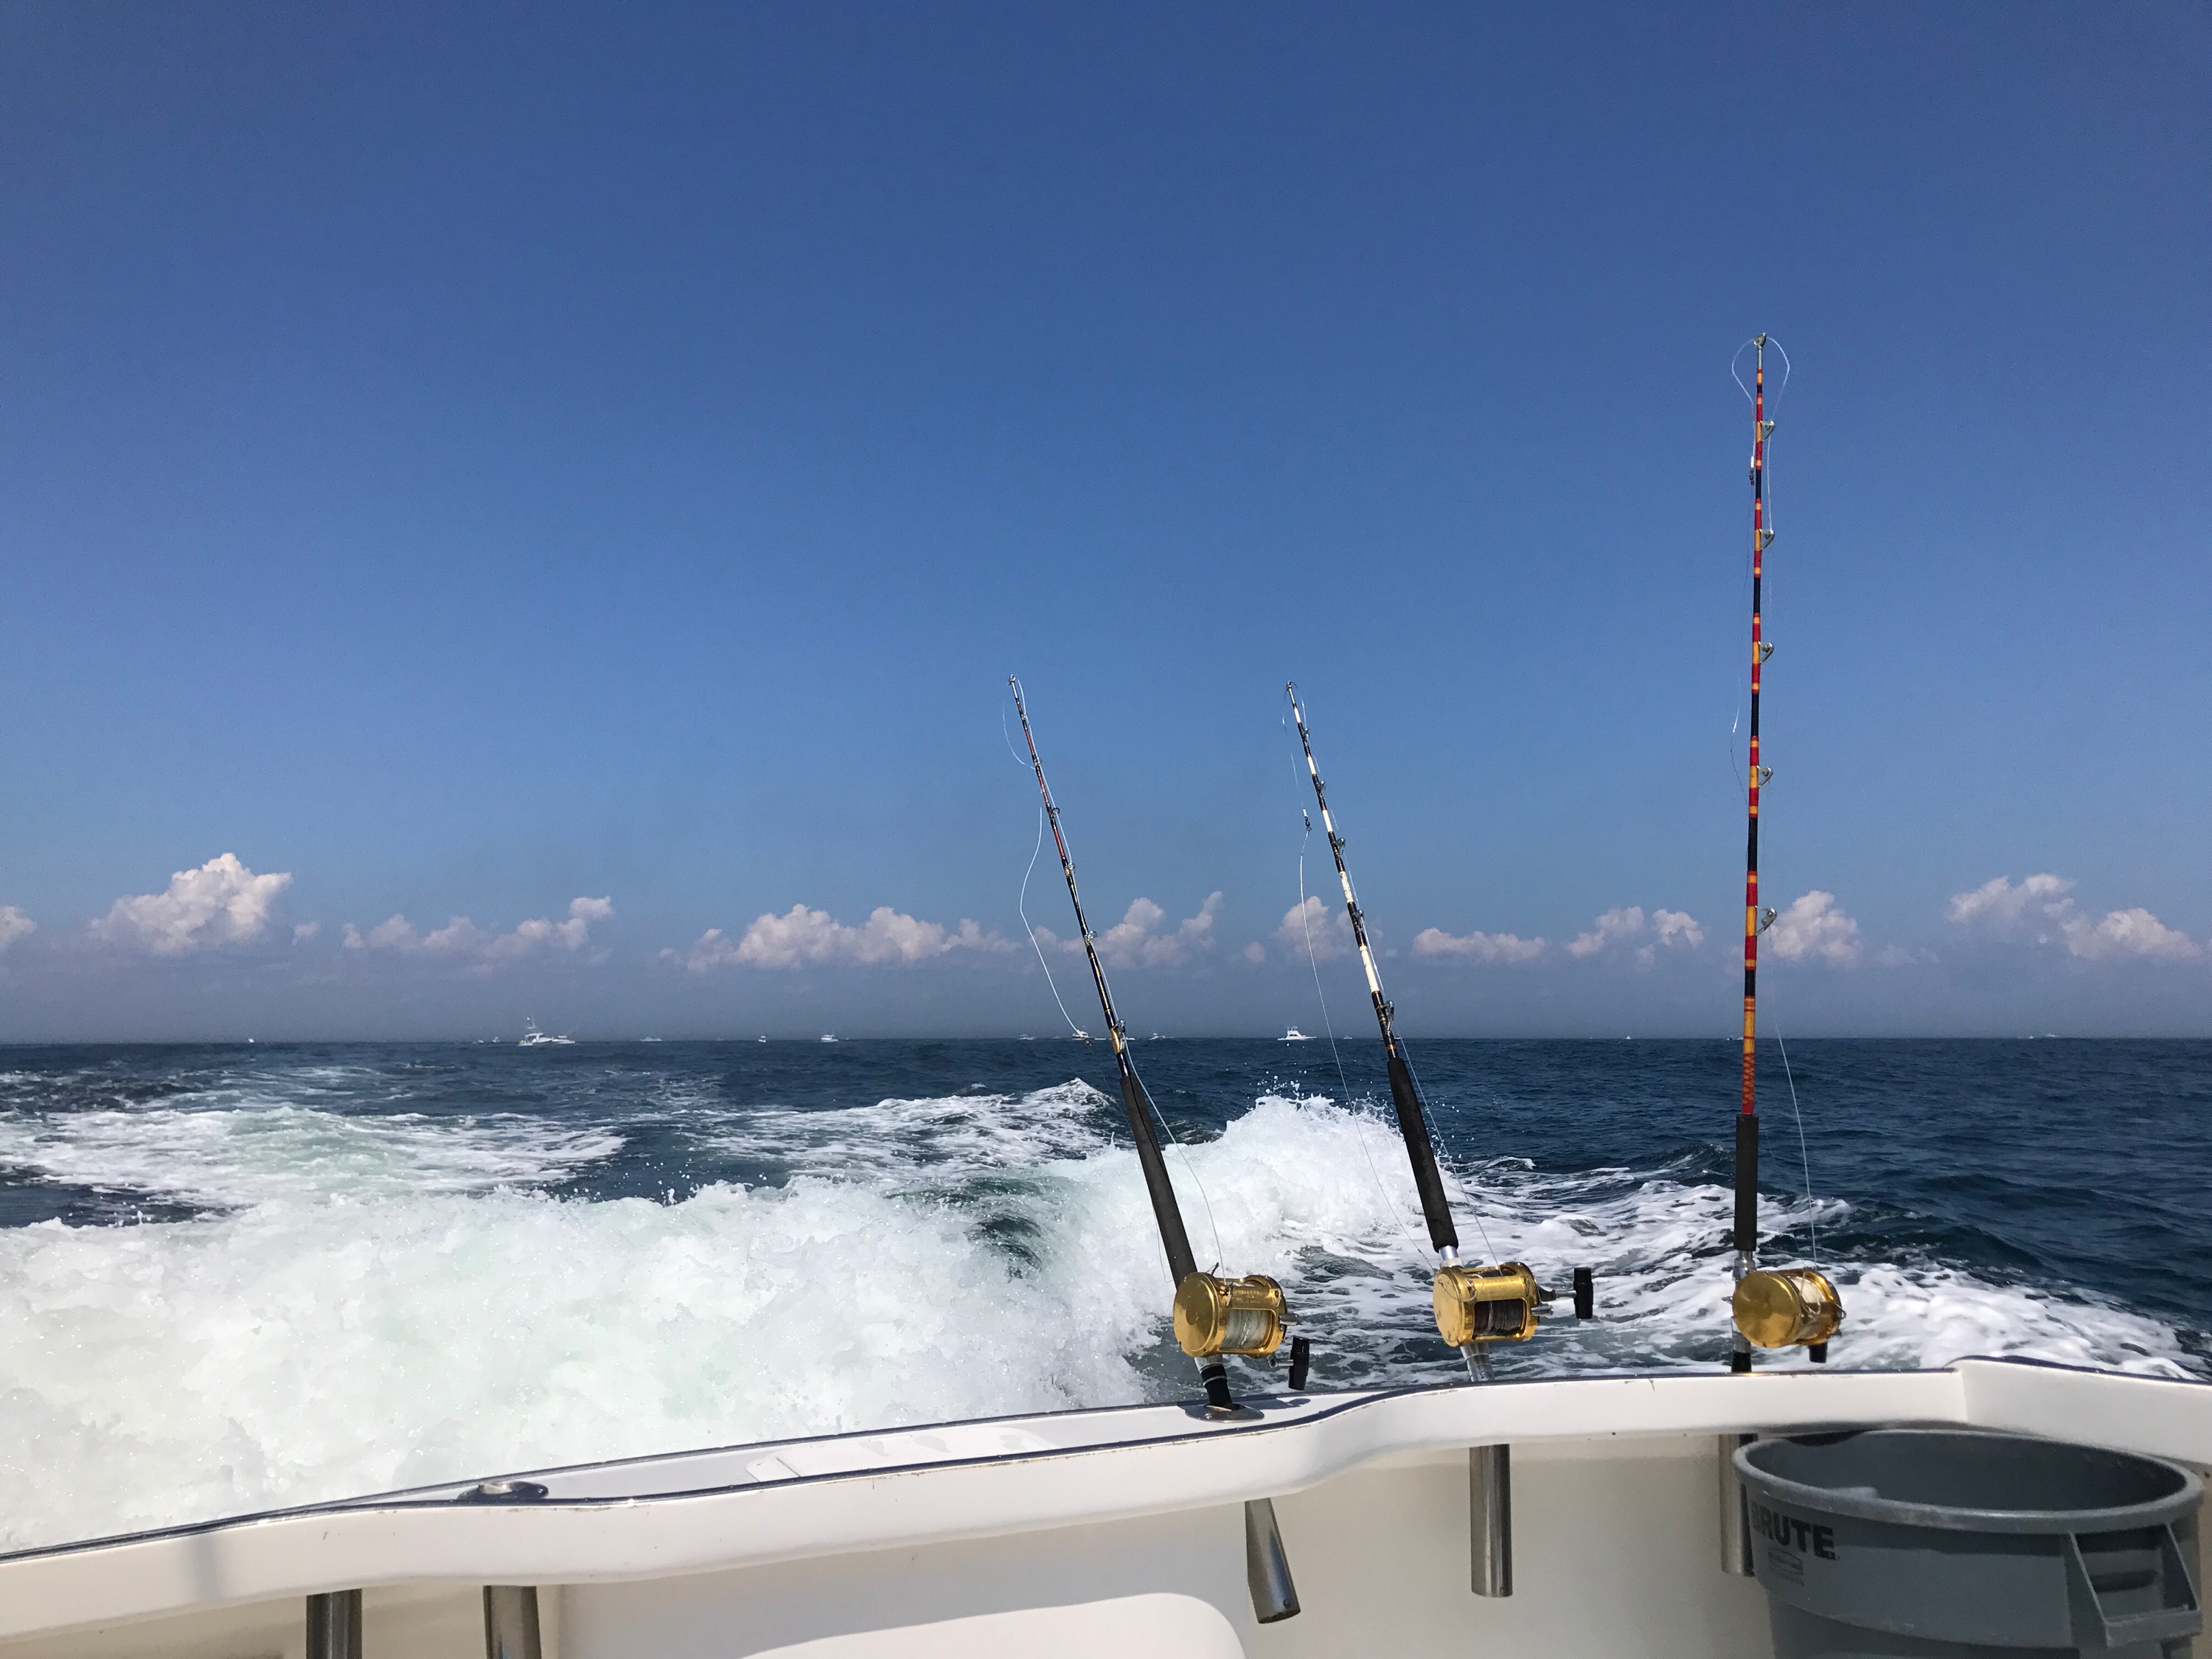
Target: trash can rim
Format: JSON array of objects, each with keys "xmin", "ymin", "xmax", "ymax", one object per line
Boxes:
[{"xmin": 1734, "ymin": 1428, "xmax": 2203, "ymax": 1535}]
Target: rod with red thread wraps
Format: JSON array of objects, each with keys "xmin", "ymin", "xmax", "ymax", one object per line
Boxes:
[{"xmin": 1733, "ymin": 335, "xmax": 1778, "ymax": 1372}]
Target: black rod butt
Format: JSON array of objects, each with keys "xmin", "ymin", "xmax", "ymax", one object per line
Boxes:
[
  {"xmin": 1572, "ymin": 1267, "xmax": 1594, "ymax": 1320},
  {"xmin": 1201, "ymin": 1362, "xmax": 1236, "ymax": 1415},
  {"xmin": 1732, "ymin": 1114, "xmax": 1759, "ymax": 1253},
  {"xmin": 1286, "ymin": 1336, "xmax": 1311, "ymax": 1392}
]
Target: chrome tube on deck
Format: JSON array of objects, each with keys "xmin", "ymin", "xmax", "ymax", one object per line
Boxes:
[
  {"xmin": 1718, "ymin": 1433, "xmax": 1756, "ymax": 1576},
  {"xmin": 305, "ymin": 1590, "xmax": 361, "ymax": 1659},
  {"xmin": 484, "ymin": 1585, "xmax": 543, "ymax": 1659},
  {"xmin": 1470, "ymin": 1444, "xmax": 1513, "ymax": 1596}
]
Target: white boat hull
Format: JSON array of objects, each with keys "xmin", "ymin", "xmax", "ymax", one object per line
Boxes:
[{"xmin": 1, "ymin": 1360, "xmax": 2204, "ymax": 1657}]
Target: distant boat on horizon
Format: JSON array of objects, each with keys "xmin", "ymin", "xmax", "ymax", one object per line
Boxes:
[
  {"xmin": 1280, "ymin": 1027, "xmax": 1312, "ymax": 1043},
  {"xmin": 820, "ymin": 1034, "xmax": 838, "ymax": 1043},
  {"xmin": 517, "ymin": 1018, "xmax": 574, "ymax": 1048}
]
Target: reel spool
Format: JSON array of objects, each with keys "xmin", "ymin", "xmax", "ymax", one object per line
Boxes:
[
  {"xmin": 1175, "ymin": 1273, "xmax": 1290, "ymax": 1359},
  {"xmin": 1433, "ymin": 1262, "xmax": 1541, "ymax": 1347},
  {"xmin": 1731, "ymin": 1267, "xmax": 1843, "ymax": 1350}
]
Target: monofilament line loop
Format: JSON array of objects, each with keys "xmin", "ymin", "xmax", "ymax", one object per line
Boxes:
[
  {"xmin": 1290, "ymin": 768, "xmax": 1416, "ymax": 1253},
  {"xmin": 1006, "ymin": 675, "xmax": 1226, "ymax": 1308},
  {"xmin": 1007, "ymin": 700, "xmax": 1085, "ymax": 1040},
  {"xmin": 1772, "ymin": 1024, "xmax": 1818, "ymax": 1259}
]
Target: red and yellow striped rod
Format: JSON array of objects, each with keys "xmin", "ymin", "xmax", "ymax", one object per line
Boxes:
[
  {"xmin": 1741, "ymin": 338, "xmax": 1770, "ymax": 1120},
  {"xmin": 1730, "ymin": 335, "xmax": 1776, "ymax": 1369}
]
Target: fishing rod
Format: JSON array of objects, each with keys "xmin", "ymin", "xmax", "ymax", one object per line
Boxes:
[
  {"xmin": 1009, "ymin": 678, "xmax": 1298, "ymax": 1416},
  {"xmin": 1725, "ymin": 336, "xmax": 1841, "ymax": 1375},
  {"xmin": 1286, "ymin": 681, "xmax": 1576, "ymax": 1599},
  {"xmin": 1284, "ymin": 684, "xmax": 1550, "ymax": 1363}
]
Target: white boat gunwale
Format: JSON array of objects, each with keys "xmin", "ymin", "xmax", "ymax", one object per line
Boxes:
[{"xmin": 4, "ymin": 1356, "xmax": 2205, "ymax": 1644}]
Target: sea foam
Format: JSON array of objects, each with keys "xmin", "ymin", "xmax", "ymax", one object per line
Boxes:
[{"xmin": 0, "ymin": 1082, "xmax": 2191, "ymax": 1553}]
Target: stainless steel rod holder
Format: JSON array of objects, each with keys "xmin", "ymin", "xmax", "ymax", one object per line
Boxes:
[
  {"xmin": 1243, "ymin": 1498, "xmax": 1301, "ymax": 1624},
  {"xmin": 305, "ymin": 1590, "xmax": 361, "ymax": 1659},
  {"xmin": 484, "ymin": 1585, "xmax": 543, "ymax": 1659},
  {"xmin": 1470, "ymin": 1444, "xmax": 1513, "ymax": 1596},
  {"xmin": 1718, "ymin": 1433, "xmax": 1756, "ymax": 1576}
]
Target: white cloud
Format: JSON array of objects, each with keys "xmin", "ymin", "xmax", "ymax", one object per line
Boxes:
[
  {"xmin": 1566, "ymin": 906, "xmax": 1646, "ymax": 959},
  {"xmin": 1411, "ymin": 925, "xmax": 1545, "ymax": 963},
  {"xmin": 1276, "ymin": 895, "xmax": 1353, "ymax": 961},
  {"xmin": 2060, "ymin": 907, "xmax": 2201, "ymax": 964},
  {"xmin": 292, "ymin": 921, "xmax": 321, "ymax": 944},
  {"xmin": 92, "ymin": 855, "xmax": 291, "ymax": 954},
  {"xmin": 344, "ymin": 897, "xmax": 613, "ymax": 964},
  {"xmin": 346, "ymin": 916, "xmax": 416, "ymax": 952},
  {"xmin": 670, "ymin": 903, "xmax": 1010, "ymax": 971},
  {"xmin": 1946, "ymin": 873, "xmax": 2075, "ymax": 937},
  {"xmin": 1946, "ymin": 872, "xmax": 2199, "ymax": 963},
  {"xmin": 666, "ymin": 928, "xmax": 744, "ymax": 971},
  {"xmin": 0, "ymin": 905, "xmax": 34, "ymax": 953},
  {"xmin": 1095, "ymin": 892, "xmax": 1222, "ymax": 970},
  {"xmin": 1564, "ymin": 904, "xmax": 1707, "ymax": 967},
  {"xmin": 1766, "ymin": 891, "xmax": 1862, "ymax": 964},
  {"xmin": 1242, "ymin": 942, "xmax": 1267, "ymax": 964}
]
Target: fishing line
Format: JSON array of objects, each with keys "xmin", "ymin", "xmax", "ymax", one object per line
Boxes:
[
  {"xmin": 1733, "ymin": 335, "xmax": 1787, "ymax": 557},
  {"xmin": 1397, "ymin": 1038, "xmax": 1502, "ymax": 1267},
  {"xmin": 1283, "ymin": 687, "xmax": 1498, "ymax": 1267},
  {"xmin": 1731, "ymin": 335, "xmax": 1791, "ymax": 407},
  {"xmin": 1296, "ymin": 800, "xmax": 1417, "ymax": 1251},
  {"xmin": 1124, "ymin": 1045, "xmax": 1225, "ymax": 1273},
  {"xmin": 1281, "ymin": 698, "xmax": 1360, "ymax": 1104},
  {"xmin": 1007, "ymin": 699, "xmax": 1086, "ymax": 1040},
  {"xmin": 1019, "ymin": 804, "xmax": 1085, "ymax": 1041},
  {"xmin": 1770, "ymin": 1023, "xmax": 1819, "ymax": 1259},
  {"xmin": 1284, "ymin": 696, "xmax": 1415, "ymax": 1243},
  {"xmin": 1009, "ymin": 685, "xmax": 1221, "ymax": 1270}
]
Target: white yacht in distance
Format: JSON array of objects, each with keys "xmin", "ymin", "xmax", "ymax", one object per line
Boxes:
[
  {"xmin": 516, "ymin": 1019, "xmax": 574, "ymax": 1048},
  {"xmin": 1280, "ymin": 1026, "xmax": 1312, "ymax": 1042},
  {"xmin": 820, "ymin": 1034, "xmax": 838, "ymax": 1043}
]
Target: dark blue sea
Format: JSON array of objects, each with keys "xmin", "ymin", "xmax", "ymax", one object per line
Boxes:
[{"xmin": 0, "ymin": 1037, "xmax": 2204, "ymax": 1551}]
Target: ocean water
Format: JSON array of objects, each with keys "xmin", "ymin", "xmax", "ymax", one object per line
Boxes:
[{"xmin": 0, "ymin": 1037, "xmax": 2205, "ymax": 1554}]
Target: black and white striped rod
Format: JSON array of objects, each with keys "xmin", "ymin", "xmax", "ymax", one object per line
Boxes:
[{"xmin": 1284, "ymin": 684, "xmax": 1461, "ymax": 1260}]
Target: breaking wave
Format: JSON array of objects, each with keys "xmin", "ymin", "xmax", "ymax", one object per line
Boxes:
[{"xmin": 0, "ymin": 1060, "xmax": 2194, "ymax": 1553}]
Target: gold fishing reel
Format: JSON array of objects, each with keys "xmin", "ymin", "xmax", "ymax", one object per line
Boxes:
[
  {"xmin": 1174, "ymin": 1273, "xmax": 1290, "ymax": 1358},
  {"xmin": 1434, "ymin": 1262, "xmax": 1542, "ymax": 1347},
  {"xmin": 1732, "ymin": 1267, "xmax": 1844, "ymax": 1351}
]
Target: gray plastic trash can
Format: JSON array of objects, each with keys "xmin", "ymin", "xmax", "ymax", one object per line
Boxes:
[{"xmin": 1736, "ymin": 1429, "xmax": 2202, "ymax": 1658}]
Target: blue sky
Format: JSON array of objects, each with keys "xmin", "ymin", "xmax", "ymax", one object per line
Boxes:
[{"xmin": 1, "ymin": 3, "xmax": 2206, "ymax": 1039}]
